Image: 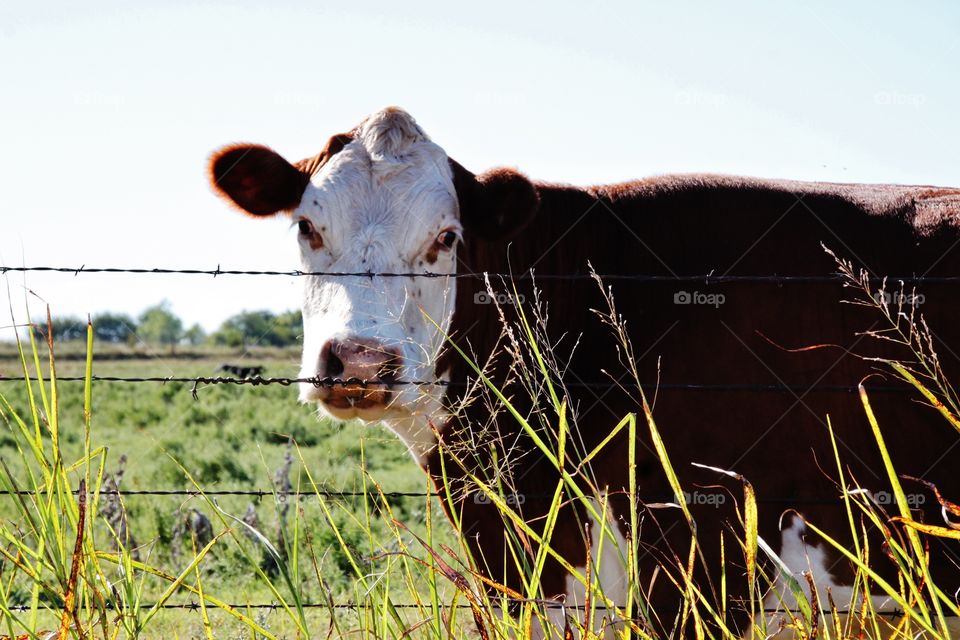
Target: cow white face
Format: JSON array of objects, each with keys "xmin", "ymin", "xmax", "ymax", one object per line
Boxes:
[
  {"xmin": 292, "ymin": 111, "xmax": 461, "ymax": 423},
  {"xmin": 210, "ymin": 107, "xmax": 539, "ymax": 461}
]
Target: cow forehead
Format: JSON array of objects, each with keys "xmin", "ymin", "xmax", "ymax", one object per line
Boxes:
[{"xmin": 300, "ymin": 135, "xmax": 460, "ymax": 249}]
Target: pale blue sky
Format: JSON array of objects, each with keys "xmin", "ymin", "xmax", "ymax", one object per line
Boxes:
[{"xmin": 2, "ymin": 1, "xmax": 958, "ymax": 331}]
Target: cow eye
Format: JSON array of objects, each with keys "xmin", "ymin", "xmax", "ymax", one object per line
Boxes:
[
  {"xmin": 436, "ymin": 229, "xmax": 459, "ymax": 250},
  {"xmin": 296, "ymin": 218, "xmax": 324, "ymax": 249}
]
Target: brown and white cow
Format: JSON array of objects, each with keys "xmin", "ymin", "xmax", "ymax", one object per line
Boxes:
[{"xmin": 210, "ymin": 107, "xmax": 960, "ymax": 637}]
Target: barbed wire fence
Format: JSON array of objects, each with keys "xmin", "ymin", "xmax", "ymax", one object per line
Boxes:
[
  {"xmin": 0, "ymin": 263, "xmax": 939, "ymax": 619},
  {"xmin": 3, "ymin": 263, "xmax": 960, "ymax": 283},
  {"xmin": 0, "ymin": 374, "xmax": 916, "ymax": 393}
]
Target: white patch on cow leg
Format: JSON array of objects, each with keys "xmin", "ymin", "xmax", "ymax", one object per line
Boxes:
[
  {"xmin": 534, "ymin": 497, "xmax": 630, "ymax": 640},
  {"xmin": 756, "ymin": 515, "xmax": 896, "ymax": 638}
]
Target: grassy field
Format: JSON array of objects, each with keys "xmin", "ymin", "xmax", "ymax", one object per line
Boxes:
[
  {"xmin": 4, "ymin": 271, "xmax": 960, "ymax": 640},
  {"xmin": 0, "ymin": 339, "xmax": 454, "ymax": 638}
]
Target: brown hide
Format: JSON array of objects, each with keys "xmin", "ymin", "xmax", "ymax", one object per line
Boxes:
[{"xmin": 428, "ymin": 174, "xmax": 960, "ymax": 634}]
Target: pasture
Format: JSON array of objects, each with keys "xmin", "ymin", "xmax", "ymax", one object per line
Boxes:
[
  {"xmin": 0, "ymin": 339, "xmax": 457, "ymax": 638},
  {"xmin": 2, "ymin": 270, "xmax": 960, "ymax": 640}
]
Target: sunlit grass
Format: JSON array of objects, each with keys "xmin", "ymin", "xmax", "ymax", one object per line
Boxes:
[{"xmin": 2, "ymin": 263, "xmax": 959, "ymax": 638}]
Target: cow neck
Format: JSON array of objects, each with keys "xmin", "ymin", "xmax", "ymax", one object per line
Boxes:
[
  {"xmin": 422, "ymin": 414, "xmax": 471, "ymax": 488},
  {"xmin": 419, "ymin": 181, "xmax": 603, "ymax": 486},
  {"xmin": 383, "ymin": 411, "xmax": 444, "ymax": 467}
]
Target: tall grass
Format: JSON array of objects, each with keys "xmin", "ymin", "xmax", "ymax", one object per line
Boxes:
[
  {"xmin": 394, "ymin": 272, "xmax": 960, "ymax": 639},
  {"xmin": 0, "ymin": 313, "xmax": 272, "ymax": 639},
  {"xmin": 3, "ymin": 261, "xmax": 960, "ymax": 639}
]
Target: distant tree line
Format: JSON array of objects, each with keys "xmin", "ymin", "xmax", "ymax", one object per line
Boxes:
[{"xmin": 40, "ymin": 302, "xmax": 302, "ymax": 349}]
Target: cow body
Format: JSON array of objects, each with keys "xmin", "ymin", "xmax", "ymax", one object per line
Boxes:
[
  {"xmin": 210, "ymin": 108, "xmax": 960, "ymax": 637},
  {"xmin": 439, "ymin": 175, "xmax": 960, "ymax": 634}
]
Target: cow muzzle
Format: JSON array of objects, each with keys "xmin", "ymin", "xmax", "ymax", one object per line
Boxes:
[{"xmin": 316, "ymin": 336, "xmax": 403, "ymax": 413}]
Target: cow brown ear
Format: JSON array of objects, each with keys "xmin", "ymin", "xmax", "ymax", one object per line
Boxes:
[
  {"xmin": 209, "ymin": 144, "xmax": 310, "ymax": 216},
  {"xmin": 450, "ymin": 160, "xmax": 539, "ymax": 241}
]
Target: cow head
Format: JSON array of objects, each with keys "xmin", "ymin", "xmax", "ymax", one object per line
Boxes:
[{"xmin": 209, "ymin": 107, "xmax": 539, "ymax": 455}]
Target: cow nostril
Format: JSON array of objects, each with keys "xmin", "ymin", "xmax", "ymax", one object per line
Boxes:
[
  {"xmin": 322, "ymin": 339, "xmax": 400, "ymax": 389},
  {"xmin": 327, "ymin": 353, "xmax": 345, "ymax": 378},
  {"xmin": 323, "ymin": 341, "xmax": 345, "ymax": 379}
]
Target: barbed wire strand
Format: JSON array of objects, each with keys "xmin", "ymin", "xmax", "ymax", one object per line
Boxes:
[
  {"xmin": 1, "ymin": 602, "xmax": 905, "ymax": 615},
  {"xmin": 2, "ymin": 265, "xmax": 958, "ymax": 284},
  {"xmin": 0, "ymin": 374, "xmax": 913, "ymax": 395},
  {"xmin": 1, "ymin": 488, "xmax": 857, "ymax": 504}
]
